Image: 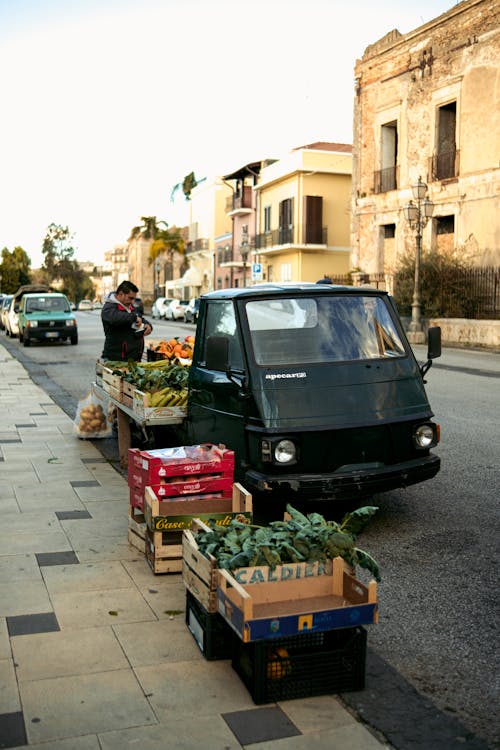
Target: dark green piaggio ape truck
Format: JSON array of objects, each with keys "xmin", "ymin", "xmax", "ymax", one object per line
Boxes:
[{"xmin": 178, "ymin": 283, "xmax": 441, "ymax": 501}]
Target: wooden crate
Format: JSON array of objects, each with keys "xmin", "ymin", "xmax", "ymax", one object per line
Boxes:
[
  {"xmin": 122, "ymin": 381, "xmax": 135, "ymax": 397},
  {"xmin": 122, "ymin": 394, "xmax": 134, "ymax": 409},
  {"xmin": 132, "ymin": 390, "xmax": 186, "ymax": 423},
  {"xmin": 145, "ymin": 482, "xmax": 252, "ymax": 533},
  {"xmin": 217, "ymin": 557, "xmax": 378, "ymax": 643}
]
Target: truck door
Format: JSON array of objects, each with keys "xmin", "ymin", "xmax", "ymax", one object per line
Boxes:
[{"xmin": 187, "ymin": 300, "xmax": 248, "ymax": 464}]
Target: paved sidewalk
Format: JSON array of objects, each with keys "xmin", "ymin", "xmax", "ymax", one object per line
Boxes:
[{"xmin": 0, "ymin": 349, "xmax": 391, "ymax": 750}]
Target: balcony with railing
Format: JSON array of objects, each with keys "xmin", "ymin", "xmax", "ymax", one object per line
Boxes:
[
  {"xmin": 217, "ymin": 241, "xmax": 254, "ymax": 268},
  {"xmin": 225, "ymin": 186, "xmax": 253, "ymax": 214},
  {"xmin": 255, "ymin": 225, "xmax": 327, "ymax": 250},
  {"xmin": 429, "ymin": 149, "xmax": 460, "ymax": 181},
  {"xmin": 373, "ymin": 166, "xmax": 398, "ymax": 194},
  {"xmin": 186, "ymin": 238, "xmax": 210, "ymax": 255}
]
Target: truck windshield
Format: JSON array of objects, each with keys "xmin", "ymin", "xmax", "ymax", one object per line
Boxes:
[
  {"xmin": 26, "ymin": 297, "xmax": 70, "ymax": 313},
  {"xmin": 245, "ymin": 295, "xmax": 405, "ymax": 365}
]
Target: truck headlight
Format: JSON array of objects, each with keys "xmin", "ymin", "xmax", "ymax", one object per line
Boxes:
[
  {"xmin": 65, "ymin": 320, "xmax": 76, "ymax": 327},
  {"xmin": 274, "ymin": 439, "xmax": 297, "ymax": 464},
  {"xmin": 413, "ymin": 423, "xmax": 436, "ymax": 449},
  {"xmin": 27, "ymin": 320, "xmax": 38, "ymax": 328}
]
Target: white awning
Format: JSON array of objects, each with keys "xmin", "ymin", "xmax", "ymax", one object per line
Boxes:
[{"xmin": 174, "ymin": 266, "xmax": 203, "ymax": 288}]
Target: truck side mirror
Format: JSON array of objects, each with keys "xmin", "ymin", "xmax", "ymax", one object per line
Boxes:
[
  {"xmin": 205, "ymin": 335, "xmax": 229, "ymax": 371},
  {"xmin": 427, "ymin": 326, "xmax": 441, "ymax": 360},
  {"xmin": 420, "ymin": 326, "xmax": 442, "ymax": 378}
]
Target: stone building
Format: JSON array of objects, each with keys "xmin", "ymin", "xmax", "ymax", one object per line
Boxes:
[{"xmin": 351, "ymin": 0, "xmax": 500, "ymax": 281}]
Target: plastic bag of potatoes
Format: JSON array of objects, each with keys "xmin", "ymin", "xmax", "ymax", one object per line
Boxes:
[{"xmin": 74, "ymin": 385, "xmax": 113, "ymax": 439}]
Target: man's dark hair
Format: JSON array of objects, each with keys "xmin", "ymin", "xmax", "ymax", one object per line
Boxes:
[{"xmin": 116, "ymin": 280, "xmax": 138, "ymax": 295}]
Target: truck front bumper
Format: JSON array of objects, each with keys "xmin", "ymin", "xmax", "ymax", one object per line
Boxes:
[{"xmin": 245, "ymin": 454, "xmax": 440, "ymax": 500}]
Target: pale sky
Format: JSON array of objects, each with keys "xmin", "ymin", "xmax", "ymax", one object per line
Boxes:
[{"xmin": 0, "ymin": 0, "xmax": 457, "ymax": 268}]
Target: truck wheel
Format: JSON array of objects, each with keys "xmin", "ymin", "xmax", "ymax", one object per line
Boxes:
[
  {"xmin": 23, "ymin": 334, "xmax": 30, "ymax": 347},
  {"xmin": 71, "ymin": 334, "xmax": 78, "ymax": 345}
]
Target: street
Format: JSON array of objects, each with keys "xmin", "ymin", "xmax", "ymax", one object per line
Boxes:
[{"xmin": 1, "ymin": 312, "xmax": 499, "ymax": 749}]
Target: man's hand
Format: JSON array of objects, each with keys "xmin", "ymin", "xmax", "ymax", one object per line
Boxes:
[{"xmin": 144, "ymin": 323, "xmax": 152, "ymax": 336}]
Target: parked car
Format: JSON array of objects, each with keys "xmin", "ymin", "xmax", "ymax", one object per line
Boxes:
[
  {"xmin": 184, "ymin": 297, "xmax": 200, "ymax": 324},
  {"xmin": 165, "ymin": 299, "xmax": 189, "ymax": 320},
  {"xmin": 151, "ymin": 296, "xmax": 174, "ymax": 319},
  {"xmin": 5, "ymin": 297, "xmax": 20, "ymax": 338},
  {"xmin": 78, "ymin": 299, "xmax": 93, "ymax": 310},
  {"xmin": 0, "ymin": 295, "xmax": 13, "ymax": 331},
  {"xmin": 18, "ymin": 292, "xmax": 78, "ymax": 346},
  {"xmin": 92, "ymin": 300, "xmax": 102, "ymax": 310}
]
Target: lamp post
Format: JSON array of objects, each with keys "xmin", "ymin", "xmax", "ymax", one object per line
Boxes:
[
  {"xmin": 240, "ymin": 243, "xmax": 250, "ymax": 287},
  {"xmin": 404, "ymin": 176, "xmax": 434, "ymax": 343},
  {"xmin": 154, "ymin": 258, "xmax": 161, "ymax": 299}
]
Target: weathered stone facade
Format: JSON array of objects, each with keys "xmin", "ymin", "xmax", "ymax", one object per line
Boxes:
[{"xmin": 352, "ymin": 0, "xmax": 500, "ymax": 276}]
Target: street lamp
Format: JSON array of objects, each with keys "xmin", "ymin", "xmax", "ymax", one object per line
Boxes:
[
  {"xmin": 154, "ymin": 258, "xmax": 161, "ymax": 299},
  {"xmin": 240, "ymin": 243, "xmax": 250, "ymax": 287},
  {"xmin": 404, "ymin": 176, "xmax": 434, "ymax": 342}
]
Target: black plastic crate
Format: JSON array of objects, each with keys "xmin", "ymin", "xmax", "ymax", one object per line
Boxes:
[
  {"xmin": 232, "ymin": 626, "xmax": 367, "ymax": 704},
  {"xmin": 185, "ymin": 590, "xmax": 234, "ymax": 660},
  {"xmin": 146, "ymin": 348, "xmax": 168, "ymax": 362}
]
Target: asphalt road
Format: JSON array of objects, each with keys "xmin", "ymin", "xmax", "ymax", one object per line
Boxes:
[{"xmin": 1, "ymin": 312, "xmax": 499, "ymax": 749}]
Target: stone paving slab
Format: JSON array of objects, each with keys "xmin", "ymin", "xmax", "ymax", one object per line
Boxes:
[
  {"xmin": 0, "ymin": 554, "xmax": 42, "ymax": 583},
  {"xmin": 51, "ymin": 587, "xmax": 157, "ymax": 629},
  {"xmin": 136, "ymin": 659, "xmax": 256, "ymax": 718},
  {"xmin": 98, "ymin": 716, "xmax": 241, "ymax": 750},
  {"xmin": 0, "ymin": 530, "xmax": 72, "ymax": 556},
  {"xmin": 112, "ymin": 618, "xmax": 202, "ymax": 668},
  {"xmin": 12, "ymin": 627, "xmax": 130, "ymax": 681},
  {"xmin": 11, "ymin": 736, "xmax": 100, "ymax": 750},
  {"xmin": 0, "ymin": 580, "xmax": 54, "ymax": 617},
  {"xmin": 19, "ymin": 669, "xmax": 158, "ymax": 744},
  {"xmin": 0, "ymin": 658, "xmax": 20, "ymax": 714},
  {"xmin": 42, "ymin": 560, "xmax": 135, "ymax": 595}
]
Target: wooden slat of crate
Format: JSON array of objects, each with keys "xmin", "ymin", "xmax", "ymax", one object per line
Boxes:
[
  {"xmin": 122, "ymin": 394, "xmax": 134, "ymax": 409},
  {"xmin": 122, "ymin": 381, "xmax": 135, "ymax": 397},
  {"xmin": 129, "ymin": 505, "xmax": 146, "ymax": 538},
  {"xmin": 102, "ymin": 368, "xmax": 124, "ymax": 392},
  {"xmin": 146, "ymin": 547, "xmax": 183, "ymax": 574},
  {"xmin": 128, "ymin": 527, "xmax": 146, "ymax": 554}
]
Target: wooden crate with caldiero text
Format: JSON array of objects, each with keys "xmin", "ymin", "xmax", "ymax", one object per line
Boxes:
[{"xmin": 217, "ymin": 556, "xmax": 378, "ymax": 643}]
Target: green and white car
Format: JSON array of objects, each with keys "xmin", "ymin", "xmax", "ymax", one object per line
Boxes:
[{"xmin": 18, "ymin": 292, "xmax": 78, "ymax": 346}]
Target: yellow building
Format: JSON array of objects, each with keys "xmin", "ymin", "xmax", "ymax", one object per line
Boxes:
[
  {"xmin": 352, "ymin": 0, "xmax": 500, "ymax": 278},
  {"xmin": 253, "ymin": 143, "xmax": 352, "ymax": 283}
]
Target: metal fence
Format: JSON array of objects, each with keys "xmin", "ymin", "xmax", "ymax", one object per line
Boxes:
[
  {"xmin": 429, "ymin": 265, "xmax": 500, "ymax": 320},
  {"xmin": 328, "ymin": 267, "xmax": 500, "ymax": 320}
]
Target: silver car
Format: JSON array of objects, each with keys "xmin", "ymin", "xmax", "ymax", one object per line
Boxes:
[
  {"xmin": 0, "ymin": 295, "xmax": 13, "ymax": 331},
  {"xmin": 151, "ymin": 296, "xmax": 174, "ymax": 319},
  {"xmin": 5, "ymin": 297, "xmax": 20, "ymax": 338}
]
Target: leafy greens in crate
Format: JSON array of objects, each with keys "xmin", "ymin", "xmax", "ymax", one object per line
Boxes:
[{"xmin": 195, "ymin": 504, "xmax": 381, "ymax": 581}]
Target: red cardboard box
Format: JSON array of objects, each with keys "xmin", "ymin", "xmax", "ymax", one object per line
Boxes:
[
  {"xmin": 128, "ymin": 448, "xmax": 143, "ymax": 487},
  {"xmin": 154, "ymin": 476, "xmax": 234, "ymax": 498},
  {"xmin": 140, "ymin": 444, "xmax": 234, "ymax": 485}
]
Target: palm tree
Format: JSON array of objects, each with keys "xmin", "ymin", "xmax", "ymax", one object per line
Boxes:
[
  {"xmin": 170, "ymin": 171, "xmax": 206, "ymax": 203},
  {"xmin": 128, "ymin": 216, "xmax": 167, "ymax": 242}
]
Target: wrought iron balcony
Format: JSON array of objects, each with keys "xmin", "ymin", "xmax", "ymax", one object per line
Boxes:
[
  {"xmin": 429, "ymin": 149, "xmax": 460, "ymax": 181},
  {"xmin": 186, "ymin": 238, "xmax": 210, "ymax": 255},
  {"xmin": 373, "ymin": 166, "xmax": 398, "ymax": 193},
  {"xmin": 255, "ymin": 225, "xmax": 327, "ymax": 249}
]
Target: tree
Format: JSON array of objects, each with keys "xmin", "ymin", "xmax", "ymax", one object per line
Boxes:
[
  {"xmin": 40, "ymin": 223, "xmax": 94, "ymax": 302},
  {"xmin": 170, "ymin": 171, "xmax": 206, "ymax": 202},
  {"xmin": 0, "ymin": 246, "xmax": 32, "ymax": 292},
  {"xmin": 393, "ymin": 249, "xmax": 483, "ymax": 318}
]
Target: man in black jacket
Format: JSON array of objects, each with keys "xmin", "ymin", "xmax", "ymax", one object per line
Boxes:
[{"xmin": 101, "ymin": 281, "xmax": 153, "ymax": 361}]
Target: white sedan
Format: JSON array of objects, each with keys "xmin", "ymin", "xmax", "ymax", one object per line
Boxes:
[
  {"xmin": 165, "ymin": 299, "xmax": 189, "ymax": 320},
  {"xmin": 5, "ymin": 298, "xmax": 20, "ymax": 338}
]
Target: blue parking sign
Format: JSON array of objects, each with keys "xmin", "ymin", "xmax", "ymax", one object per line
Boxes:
[{"xmin": 252, "ymin": 263, "xmax": 262, "ymax": 280}]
